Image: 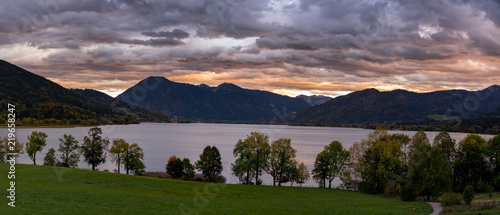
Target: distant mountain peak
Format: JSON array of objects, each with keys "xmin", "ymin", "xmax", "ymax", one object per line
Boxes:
[
  {"xmin": 216, "ymin": 83, "xmax": 243, "ymax": 91},
  {"xmin": 217, "ymin": 82, "xmax": 240, "ymax": 88},
  {"xmin": 198, "ymin": 84, "xmax": 211, "ymax": 88},
  {"xmin": 142, "ymin": 76, "xmax": 170, "ymax": 82},
  {"xmin": 116, "ymin": 77, "xmax": 310, "ymax": 121}
]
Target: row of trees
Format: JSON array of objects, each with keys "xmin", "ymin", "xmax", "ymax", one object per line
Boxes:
[
  {"xmin": 231, "ymin": 132, "xmax": 310, "ymax": 186},
  {"xmin": 0, "ymin": 127, "xmax": 145, "ymax": 175},
  {"xmin": 166, "ymin": 146, "xmax": 223, "ymax": 182},
  {"xmin": 315, "ymin": 126, "xmax": 500, "ymax": 201}
]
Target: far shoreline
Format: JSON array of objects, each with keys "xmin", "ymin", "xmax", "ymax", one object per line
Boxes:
[{"xmin": 2, "ymin": 121, "xmax": 497, "ymax": 136}]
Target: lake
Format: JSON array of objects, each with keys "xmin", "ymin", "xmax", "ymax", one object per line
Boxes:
[{"xmin": 1, "ymin": 123, "xmax": 495, "ymax": 187}]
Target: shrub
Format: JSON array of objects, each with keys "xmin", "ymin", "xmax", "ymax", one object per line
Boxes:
[
  {"xmin": 401, "ymin": 185, "xmax": 417, "ymax": 201},
  {"xmin": 441, "ymin": 192, "xmax": 462, "ymax": 206},
  {"xmin": 476, "ymin": 180, "xmax": 493, "ymax": 193},
  {"xmin": 463, "ymin": 185, "xmax": 474, "ymax": 206},
  {"xmin": 493, "ymin": 175, "xmax": 500, "ymax": 191},
  {"xmin": 215, "ymin": 175, "xmax": 226, "ymax": 184},
  {"xmin": 166, "ymin": 156, "xmax": 184, "ymax": 179}
]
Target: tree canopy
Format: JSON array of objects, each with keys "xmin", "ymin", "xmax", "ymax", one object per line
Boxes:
[
  {"xmin": 196, "ymin": 145, "xmax": 223, "ymax": 182},
  {"xmin": 25, "ymin": 131, "xmax": 48, "ymax": 165},
  {"xmin": 232, "ymin": 132, "xmax": 270, "ymax": 185},
  {"xmin": 166, "ymin": 156, "xmax": 184, "ymax": 179},
  {"xmin": 268, "ymin": 138, "xmax": 298, "ymax": 186},
  {"xmin": 81, "ymin": 127, "xmax": 110, "ymax": 170},
  {"xmin": 312, "ymin": 141, "xmax": 349, "ymax": 188},
  {"xmin": 57, "ymin": 134, "xmax": 80, "ymax": 168}
]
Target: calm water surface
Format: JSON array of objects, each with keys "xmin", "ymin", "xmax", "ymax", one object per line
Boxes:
[{"xmin": 2, "ymin": 123, "xmax": 495, "ymax": 187}]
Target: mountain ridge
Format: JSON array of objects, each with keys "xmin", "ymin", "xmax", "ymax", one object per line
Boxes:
[
  {"xmin": 71, "ymin": 89, "xmax": 168, "ymax": 122},
  {"xmin": 116, "ymin": 76, "xmax": 311, "ymax": 121},
  {"xmin": 291, "ymin": 85, "xmax": 500, "ymax": 124},
  {"xmin": 0, "ymin": 60, "xmax": 133, "ymax": 125}
]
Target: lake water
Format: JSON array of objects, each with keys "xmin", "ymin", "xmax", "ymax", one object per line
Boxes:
[{"xmin": 1, "ymin": 123, "xmax": 495, "ymax": 187}]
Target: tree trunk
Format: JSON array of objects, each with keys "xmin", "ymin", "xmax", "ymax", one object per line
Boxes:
[
  {"xmin": 278, "ymin": 171, "xmax": 282, "ymax": 186},
  {"xmin": 92, "ymin": 165, "xmax": 96, "ymax": 171},
  {"xmin": 329, "ymin": 179, "xmax": 332, "ymax": 189},
  {"xmin": 246, "ymin": 169, "xmax": 250, "ymax": 185},
  {"xmin": 256, "ymin": 166, "xmax": 259, "ymax": 185},
  {"xmin": 273, "ymin": 177, "xmax": 276, "ymax": 186},
  {"xmin": 117, "ymin": 154, "xmax": 121, "ymax": 174},
  {"xmin": 33, "ymin": 153, "xmax": 36, "ymax": 165}
]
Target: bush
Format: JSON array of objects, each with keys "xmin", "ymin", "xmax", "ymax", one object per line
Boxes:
[
  {"xmin": 476, "ymin": 180, "xmax": 493, "ymax": 193},
  {"xmin": 441, "ymin": 192, "xmax": 462, "ymax": 206},
  {"xmin": 493, "ymin": 175, "xmax": 500, "ymax": 191},
  {"xmin": 463, "ymin": 185, "xmax": 474, "ymax": 206},
  {"xmin": 215, "ymin": 175, "xmax": 226, "ymax": 184},
  {"xmin": 401, "ymin": 185, "xmax": 417, "ymax": 201}
]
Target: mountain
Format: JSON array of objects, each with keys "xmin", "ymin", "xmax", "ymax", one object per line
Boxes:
[
  {"xmin": 291, "ymin": 86, "xmax": 500, "ymax": 124},
  {"xmin": 71, "ymin": 89, "xmax": 168, "ymax": 122},
  {"xmin": 116, "ymin": 77, "xmax": 311, "ymax": 121},
  {"xmin": 0, "ymin": 60, "xmax": 133, "ymax": 125},
  {"xmin": 296, "ymin": 95, "xmax": 332, "ymax": 106},
  {"xmin": 478, "ymin": 105, "xmax": 500, "ymax": 118}
]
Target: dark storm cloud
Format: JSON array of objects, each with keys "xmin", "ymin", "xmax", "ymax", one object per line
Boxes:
[
  {"xmin": 1, "ymin": 0, "xmax": 500, "ymax": 96},
  {"xmin": 38, "ymin": 41, "xmax": 81, "ymax": 50},
  {"xmin": 142, "ymin": 29, "xmax": 190, "ymax": 39}
]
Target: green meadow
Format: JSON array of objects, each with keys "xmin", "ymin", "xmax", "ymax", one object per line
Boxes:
[{"xmin": 0, "ymin": 164, "xmax": 432, "ymax": 214}]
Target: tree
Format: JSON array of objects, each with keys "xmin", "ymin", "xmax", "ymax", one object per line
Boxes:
[
  {"xmin": 109, "ymin": 139, "xmax": 127, "ymax": 173},
  {"xmin": 57, "ymin": 134, "xmax": 80, "ymax": 168},
  {"xmin": 454, "ymin": 134, "xmax": 488, "ymax": 192},
  {"xmin": 196, "ymin": 146, "xmax": 223, "ymax": 182},
  {"xmin": 406, "ymin": 133, "xmax": 452, "ymax": 201},
  {"xmin": 341, "ymin": 140, "xmax": 369, "ymax": 190},
  {"xmin": 487, "ymin": 134, "xmax": 500, "ymax": 190},
  {"xmin": 268, "ymin": 138, "xmax": 298, "ymax": 186},
  {"xmin": 123, "ymin": 143, "xmax": 145, "ymax": 175},
  {"xmin": 433, "ymin": 131, "xmax": 456, "ymax": 171},
  {"xmin": 361, "ymin": 127, "xmax": 405, "ymax": 194},
  {"xmin": 81, "ymin": 127, "xmax": 110, "ymax": 170},
  {"xmin": 313, "ymin": 151, "xmax": 328, "ymax": 188},
  {"xmin": 166, "ymin": 156, "xmax": 184, "ymax": 179},
  {"xmin": 409, "ymin": 130, "xmax": 429, "ymax": 156},
  {"xmin": 294, "ymin": 162, "xmax": 310, "ymax": 187},
  {"xmin": 0, "ymin": 137, "xmax": 24, "ymax": 163},
  {"xmin": 312, "ymin": 141, "xmax": 350, "ymax": 188},
  {"xmin": 463, "ymin": 185, "xmax": 474, "ymax": 206},
  {"xmin": 25, "ymin": 131, "xmax": 48, "ymax": 165},
  {"xmin": 232, "ymin": 132, "xmax": 270, "ymax": 185},
  {"xmin": 43, "ymin": 148, "xmax": 57, "ymax": 166},
  {"xmin": 183, "ymin": 158, "xmax": 195, "ymax": 180}
]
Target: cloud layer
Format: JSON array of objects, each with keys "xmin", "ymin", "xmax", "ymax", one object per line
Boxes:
[{"xmin": 0, "ymin": 0, "xmax": 499, "ymax": 97}]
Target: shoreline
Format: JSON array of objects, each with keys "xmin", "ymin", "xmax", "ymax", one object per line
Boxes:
[{"xmin": 1, "ymin": 121, "xmax": 498, "ymax": 136}]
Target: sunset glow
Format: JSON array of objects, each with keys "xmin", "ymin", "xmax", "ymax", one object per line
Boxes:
[{"xmin": 0, "ymin": 0, "xmax": 499, "ymax": 97}]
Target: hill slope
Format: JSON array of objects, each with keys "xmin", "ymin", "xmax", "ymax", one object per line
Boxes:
[
  {"xmin": 0, "ymin": 60, "xmax": 131, "ymax": 125},
  {"xmin": 116, "ymin": 77, "xmax": 311, "ymax": 121},
  {"xmin": 292, "ymin": 86, "xmax": 500, "ymax": 124},
  {"xmin": 0, "ymin": 164, "xmax": 432, "ymax": 214},
  {"xmin": 71, "ymin": 89, "xmax": 168, "ymax": 122}
]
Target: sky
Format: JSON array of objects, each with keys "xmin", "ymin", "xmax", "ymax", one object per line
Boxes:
[{"xmin": 0, "ymin": 0, "xmax": 499, "ymax": 98}]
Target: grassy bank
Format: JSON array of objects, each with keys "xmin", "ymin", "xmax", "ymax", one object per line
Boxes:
[{"xmin": 0, "ymin": 164, "xmax": 432, "ymax": 214}]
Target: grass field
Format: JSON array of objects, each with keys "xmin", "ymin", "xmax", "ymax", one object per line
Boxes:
[{"xmin": 0, "ymin": 164, "xmax": 432, "ymax": 214}]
